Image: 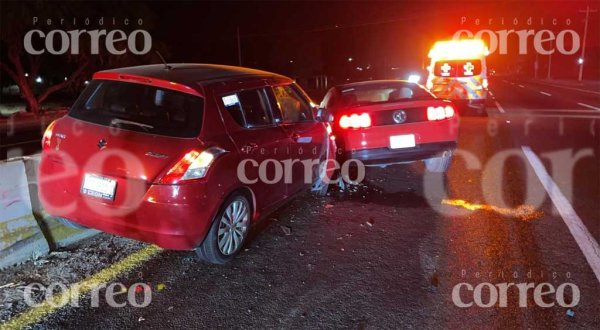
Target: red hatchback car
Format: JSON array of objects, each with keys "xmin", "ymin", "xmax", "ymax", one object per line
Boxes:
[
  {"xmin": 320, "ymin": 80, "xmax": 458, "ymax": 173},
  {"xmin": 39, "ymin": 64, "xmax": 332, "ymax": 264}
]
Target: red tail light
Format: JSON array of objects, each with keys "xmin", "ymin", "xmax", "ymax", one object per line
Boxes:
[
  {"xmin": 42, "ymin": 121, "xmax": 57, "ymax": 150},
  {"xmin": 339, "ymin": 113, "xmax": 371, "ymax": 129},
  {"xmin": 427, "ymin": 106, "xmax": 455, "ymax": 121},
  {"xmin": 158, "ymin": 147, "xmax": 226, "ymax": 184},
  {"xmin": 159, "ymin": 150, "xmax": 201, "ymax": 184}
]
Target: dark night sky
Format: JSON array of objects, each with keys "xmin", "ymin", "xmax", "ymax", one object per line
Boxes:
[
  {"xmin": 145, "ymin": 1, "xmax": 599, "ymax": 81},
  {"xmin": 1, "ymin": 0, "xmax": 599, "ymax": 89}
]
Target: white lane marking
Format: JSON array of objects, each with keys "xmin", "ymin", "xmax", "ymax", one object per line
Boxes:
[
  {"xmin": 518, "ymin": 84, "xmax": 525, "ymax": 88},
  {"xmin": 522, "ymin": 146, "xmax": 600, "ymax": 284},
  {"xmin": 530, "ymin": 109, "xmax": 600, "ymax": 113},
  {"xmin": 494, "ymin": 101, "xmax": 506, "ymax": 113},
  {"xmin": 534, "ymin": 82, "xmax": 600, "ymax": 96},
  {"xmin": 578, "ymin": 103, "xmax": 600, "ymax": 111},
  {"xmin": 540, "ymin": 91, "xmax": 552, "ymax": 96},
  {"xmin": 489, "ymin": 91, "xmax": 494, "ymax": 97},
  {"xmin": 507, "ymin": 113, "xmax": 600, "ymax": 119}
]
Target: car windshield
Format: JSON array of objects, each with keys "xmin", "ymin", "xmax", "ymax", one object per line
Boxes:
[
  {"xmin": 338, "ymin": 82, "xmax": 434, "ymax": 107},
  {"xmin": 69, "ymin": 80, "xmax": 204, "ymax": 138}
]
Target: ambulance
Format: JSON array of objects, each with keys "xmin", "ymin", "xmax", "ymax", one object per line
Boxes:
[{"xmin": 425, "ymin": 39, "xmax": 489, "ymax": 115}]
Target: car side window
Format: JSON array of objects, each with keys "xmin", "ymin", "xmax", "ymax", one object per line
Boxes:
[
  {"xmin": 272, "ymin": 85, "xmax": 313, "ymax": 123},
  {"xmin": 222, "ymin": 88, "xmax": 272, "ymax": 128}
]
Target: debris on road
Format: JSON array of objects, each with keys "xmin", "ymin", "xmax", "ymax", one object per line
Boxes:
[
  {"xmin": 280, "ymin": 226, "xmax": 292, "ymax": 236},
  {"xmin": 0, "ymin": 234, "xmax": 147, "ymax": 323},
  {"xmin": 566, "ymin": 309, "xmax": 575, "ymax": 318},
  {"xmin": 430, "ymin": 272, "xmax": 439, "ymax": 287}
]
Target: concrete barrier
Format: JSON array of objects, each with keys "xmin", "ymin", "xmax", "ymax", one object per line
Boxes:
[
  {"xmin": 0, "ymin": 159, "xmax": 49, "ymax": 268},
  {"xmin": 23, "ymin": 155, "xmax": 98, "ymax": 249}
]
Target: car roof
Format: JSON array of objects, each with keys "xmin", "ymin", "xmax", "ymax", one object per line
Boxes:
[
  {"xmin": 335, "ymin": 80, "xmax": 415, "ymax": 89},
  {"xmin": 96, "ymin": 64, "xmax": 291, "ymax": 86}
]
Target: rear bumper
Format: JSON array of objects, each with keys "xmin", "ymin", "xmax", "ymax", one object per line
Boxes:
[
  {"xmin": 344, "ymin": 141, "xmax": 456, "ymax": 166},
  {"xmin": 39, "ymin": 159, "xmax": 222, "ymax": 250}
]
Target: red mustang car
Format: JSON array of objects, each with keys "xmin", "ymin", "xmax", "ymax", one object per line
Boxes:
[
  {"xmin": 320, "ymin": 80, "xmax": 458, "ymax": 173},
  {"xmin": 39, "ymin": 64, "xmax": 333, "ymax": 264}
]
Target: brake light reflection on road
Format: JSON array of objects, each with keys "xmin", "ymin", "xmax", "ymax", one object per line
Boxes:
[{"xmin": 442, "ymin": 199, "xmax": 544, "ymax": 221}]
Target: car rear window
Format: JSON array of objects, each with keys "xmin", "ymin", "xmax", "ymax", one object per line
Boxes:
[
  {"xmin": 338, "ymin": 82, "xmax": 434, "ymax": 107},
  {"xmin": 69, "ymin": 80, "xmax": 204, "ymax": 138},
  {"xmin": 433, "ymin": 60, "xmax": 482, "ymax": 77}
]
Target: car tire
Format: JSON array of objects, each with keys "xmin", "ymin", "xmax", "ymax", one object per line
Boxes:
[
  {"xmin": 195, "ymin": 192, "xmax": 251, "ymax": 264},
  {"xmin": 424, "ymin": 151, "xmax": 453, "ymax": 173}
]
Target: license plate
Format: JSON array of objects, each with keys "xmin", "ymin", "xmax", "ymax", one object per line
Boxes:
[
  {"xmin": 81, "ymin": 174, "xmax": 117, "ymax": 200},
  {"xmin": 390, "ymin": 134, "xmax": 416, "ymax": 149}
]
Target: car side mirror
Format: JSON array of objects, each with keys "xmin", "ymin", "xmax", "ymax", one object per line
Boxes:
[{"xmin": 316, "ymin": 107, "xmax": 333, "ymax": 123}]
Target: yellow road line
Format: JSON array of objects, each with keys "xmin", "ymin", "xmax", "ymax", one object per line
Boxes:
[
  {"xmin": 442, "ymin": 199, "xmax": 544, "ymax": 221},
  {"xmin": 0, "ymin": 245, "xmax": 162, "ymax": 330}
]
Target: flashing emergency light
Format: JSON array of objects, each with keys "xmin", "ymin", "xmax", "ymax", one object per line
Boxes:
[{"xmin": 428, "ymin": 39, "xmax": 489, "ymax": 60}]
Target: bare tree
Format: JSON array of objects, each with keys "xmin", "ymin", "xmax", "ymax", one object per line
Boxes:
[
  {"xmin": 0, "ymin": 3, "xmax": 93, "ymax": 114},
  {"xmin": 0, "ymin": 2, "xmax": 164, "ymax": 115}
]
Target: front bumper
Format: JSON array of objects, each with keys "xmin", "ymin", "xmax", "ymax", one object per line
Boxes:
[{"xmin": 344, "ymin": 141, "xmax": 456, "ymax": 166}]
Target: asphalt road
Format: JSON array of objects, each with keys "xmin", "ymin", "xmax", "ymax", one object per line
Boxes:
[{"xmin": 3, "ymin": 77, "xmax": 600, "ymax": 329}]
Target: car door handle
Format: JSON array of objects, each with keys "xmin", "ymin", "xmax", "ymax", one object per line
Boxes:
[{"xmin": 241, "ymin": 143, "xmax": 258, "ymax": 153}]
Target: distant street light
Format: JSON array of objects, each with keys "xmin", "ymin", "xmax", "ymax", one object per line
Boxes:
[
  {"xmin": 25, "ymin": 73, "xmax": 29, "ymax": 77},
  {"xmin": 347, "ymin": 57, "xmax": 353, "ymax": 62},
  {"xmin": 35, "ymin": 76, "xmax": 42, "ymax": 83},
  {"xmin": 408, "ymin": 74, "xmax": 421, "ymax": 83},
  {"xmin": 84, "ymin": 80, "xmax": 89, "ymax": 85},
  {"xmin": 578, "ymin": 5, "xmax": 597, "ymax": 81}
]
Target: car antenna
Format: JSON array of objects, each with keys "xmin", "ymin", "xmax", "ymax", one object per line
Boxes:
[{"xmin": 155, "ymin": 50, "xmax": 172, "ymax": 70}]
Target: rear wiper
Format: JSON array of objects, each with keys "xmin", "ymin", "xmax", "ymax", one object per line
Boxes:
[{"xmin": 110, "ymin": 118, "xmax": 154, "ymax": 131}]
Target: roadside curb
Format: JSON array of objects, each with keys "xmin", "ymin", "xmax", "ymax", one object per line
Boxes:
[
  {"xmin": 0, "ymin": 155, "xmax": 98, "ymax": 269},
  {"xmin": 22, "ymin": 155, "xmax": 99, "ymax": 249},
  {"xmin": 0, "ymin": 159, "xmax": 49, "ymax": 269}
]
